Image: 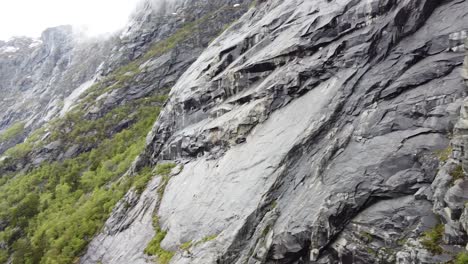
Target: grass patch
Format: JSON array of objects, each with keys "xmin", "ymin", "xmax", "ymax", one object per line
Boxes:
[
  {"xmin": 421, "ymin": 224, "xmax": 444, "ymax": 255},
  {"xmin": 180, "ymin": 241, "xmax": 193, "ymax": 251},
  {"xmin": 144, "ymin": 217, "xmax": 174, "ymax": 264},
  {"xmin": 436, "ymin": 146, "xmax": 452, "ymax": 162},
  {"xmin": 155, "ymin": 163, "xmax": 177, "ymax": 177},
  {"xmin": 200, "ymin": 234, "xmax": 218, "ymax": 243},
  {"xmin": 454, "ymin": 252, "xmax": 468, "ymax": 264},
  {"xmin": 192, "ymin": 234, "xmax": 218, "ymax": 247}
]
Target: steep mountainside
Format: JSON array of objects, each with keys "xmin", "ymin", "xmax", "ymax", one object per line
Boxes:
[
  {"xmin": 0, "ymin": 0, "xmax": 252, "ymax": 263},
  {"xmin": 0, "ymin": 27, "xmax": 116, "ymax": 154},
  {"xmin": 119, "ymin": 0, "xmax": 468, "ymax": 263},
  {"xmin": 0, "ymin": 0, "xmax": 468, "ymax": 264}
]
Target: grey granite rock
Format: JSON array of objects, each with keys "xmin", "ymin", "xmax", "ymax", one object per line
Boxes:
[
  {"xmin": 133, "ymin": 0, "xmax": 468, "ymax": 263},
  {"xmin": 3, "ymin": 0, "xmax": 468, "ymax": 263}
]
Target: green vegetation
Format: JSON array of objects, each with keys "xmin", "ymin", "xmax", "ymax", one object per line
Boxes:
[
  {"xmin": 249, "ymin": 0, "xmax": 258, "ymax": 8},
  {"xmin": 199, "ymin": 234, "xmax": 218, "ymax": 243},
  {"xmin": 144, "ymin": 216, "xmax": 174, "ymax": 264},
  {"xmin": 180, "ymin": 241, "xmax": 193, "ymax": 251},
  {"xmin": 454, "ymin": 252, "xmax": 468, "ymax": 264},
  {"xmin": 436, "ymin": 146, "xmax": 452, "ymax": 162},
  {"xmin": 262, "ymin": 225, "xmax": 272, "ymax": 237},
  {"xmin": 0, "ymin": 96, "xmax": 163, "ymax": 263},
  {"xmin": 180, "ymin": 234, "xmax": 219, "ymax": 251},
  {"xmin": 50, "ymin": 95, "xmax": 167, "ymax": 146},
  {"xmin": 0, "ymin": 122, "xmax": 25, "ymax": 143},
  {"xmin": 359, "ymin": 231, "xmax": 373, "ymax": 243},
  {"xmin": 133, "ymin": 167, "xmax": 154, "ymax": 194},
  {"xmin": 396, "ymin": 237, "xmax": 407, "ymax": 246},
  {"xmin": 420, "ymin": 224, "xmax": 444, "ymax": 255},
  {"xmin": 0, "ymin": 250, "xmax": 7, "ymax": 263},
  {"xmin": 450, "ymin": 165, "xmax": 465, "ymax": 183},
  {"xmin": 0, "ymin": 3, "xmax": 242, "ymax": 263},
  {"xmin": 269, "ymin": 200, "xmax": 278, "ymax": 210},
  {"xmin": 0, "ymin": 95, "xmax": 166, "ymax": 170},
  {"xmin": 3, "ymin": 139, "xmax": 34, "ymax": 161},
  {"xmin": 193, "ymin": 234, "xmax": 218, "ymax": 247},
  {"xmin": 155, "ymin": 163, "xmax": 177, "ymax": 198},
  {"xmin": 366, "ymin": 247, "xmax": 378, "ymax": 257},
  {"xmin": 155, "ymin": 163, "xmax": 177, "ymax": 176},
  {"xmin": 144, "ymin": 163, "xmax": 177, "ymax": 261}
]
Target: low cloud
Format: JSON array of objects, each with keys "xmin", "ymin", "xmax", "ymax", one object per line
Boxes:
[{"xmin": 0, "ymin": 0, "xmax": 147, "ymax": 40}]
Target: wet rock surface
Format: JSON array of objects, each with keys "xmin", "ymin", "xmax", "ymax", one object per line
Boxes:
[
  {"xmin": 2, "ymin": 0, "xmax": 468, "ymax": 263},
  {"xmin": 127, "ymin": 0, "xmax": 468, "ymax": 263}
]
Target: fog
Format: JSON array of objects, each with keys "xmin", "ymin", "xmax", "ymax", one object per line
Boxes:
[{"xmin": 0, "ymin": 0, "xmax": 144, "ymax": 40}]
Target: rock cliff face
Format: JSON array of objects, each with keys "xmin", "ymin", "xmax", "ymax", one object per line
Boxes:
[
  {"xmin": 112, "ymin": 0, "xmax": 468, "ymax": 263},
  {"xmin": 1, "ymin": 0, "xmax": 468, "ymax": 264}
]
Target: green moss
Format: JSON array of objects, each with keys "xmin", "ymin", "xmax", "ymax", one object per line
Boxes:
[
  {"xmin": 144, "ymin": 230, "xmax": 174, "ymax": 264},
  {"xmin": 436, "ymin": 146, "xmax": 452, "ymax": 162},
  {"xmin": 201, "ymin": 235, "xmax": 217, "ymax": 243},
  {"xmin": 450, "ymin": 165, "xmax": 465, "ymax": 183},
  {"xmin": 366, "ymin": 247, "xmax": 377, "ymax": 257},
  {"xmin": 262, "ymin": 225, "xmax": 271, "ymax": 237},
  {"xmin": 180, "ymin": 241, "xmax": 193, "ymax": 251},
  {"xmin": 144, "ymin": 217, "xmax": 174, "ymax": 264},
  {"xmin": 359, "ymin": 231, "xmax": 373, "ymax": 243},
  {"xmin": 0, "ymin": 122, "xmax": 25, "ymax": 143},
  {"xmin": 270, "ymin": 201, "xmax": 278, "ymax": 210},
  {"xmin": 193, "ymin": 234, "xmax": 218, "ymax": 247},
  {"xmin": 454, "ymin": 252, "xmax": 468, "ymax": 264},
  {"xmin": 421, "ymin": 224, "xmax": 444, "ymax": 255}
]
